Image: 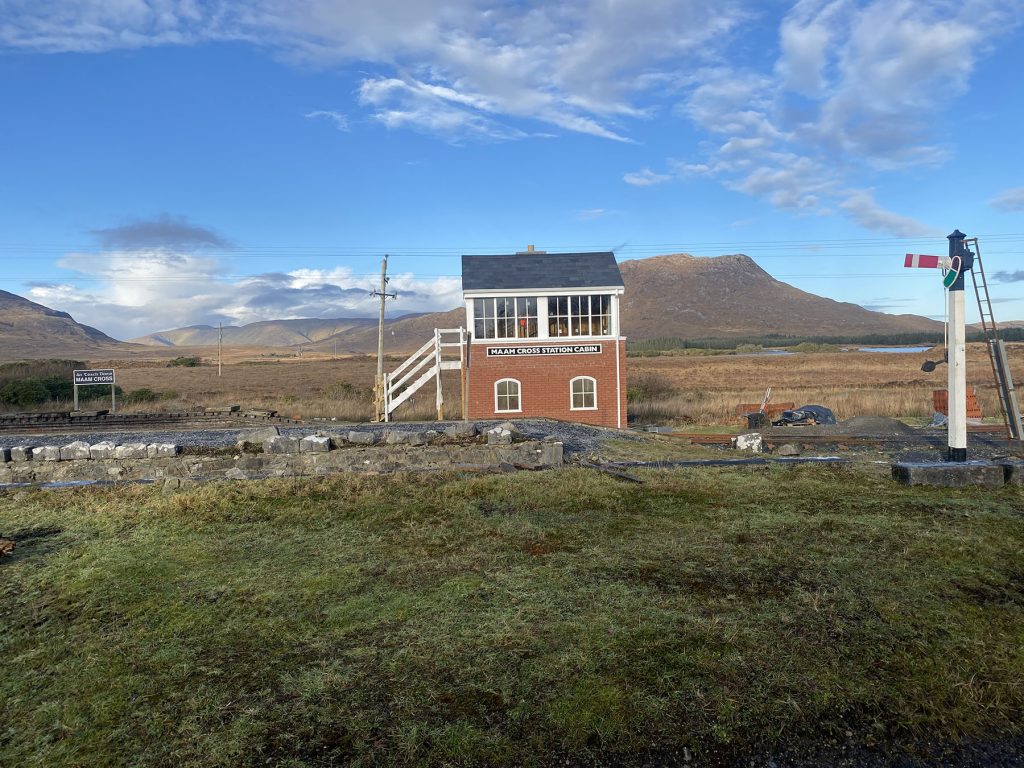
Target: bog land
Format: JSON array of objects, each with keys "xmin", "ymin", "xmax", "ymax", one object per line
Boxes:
[{"xmin": 55, "ymin": 342, "xmax": 1023, "ymax": 426}]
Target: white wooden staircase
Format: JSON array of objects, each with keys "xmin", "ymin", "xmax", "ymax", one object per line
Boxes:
[{"xmin": 382, "ymin": 328, "xmax": 466, "ymax": 422}]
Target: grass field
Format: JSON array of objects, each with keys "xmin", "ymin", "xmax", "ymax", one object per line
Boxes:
[{"xmin": 3, "ymin": 466, "xmax": 1023, "ymax": 767}]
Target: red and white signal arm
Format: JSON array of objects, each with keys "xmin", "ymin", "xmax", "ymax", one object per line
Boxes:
[{"xmin": 904, "ymin": 253, "xmax": 951, "ymax": 269}]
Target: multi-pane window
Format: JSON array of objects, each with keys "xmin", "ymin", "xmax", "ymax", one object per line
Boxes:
[
  {"xmin": 474, "ymin": 297, "xmax": 538, "ymax": 339},
  {"xmin": 570, "ymin": 376, "xmax": 597, "ymax": 410},
  {"xmin": 548, "ymin": 295, "xmax": 612, "ymax": 337},
  {"xmin": 495, "ymin": 379, "xmax": 521, "ymax": 412}
]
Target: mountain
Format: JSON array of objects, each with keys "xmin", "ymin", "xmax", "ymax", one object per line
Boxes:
[
  {"xmin": 0, "ymin": 290, "xmax": 130, "ymax": 359},
  {"xmin": 123, "ymin": 253, "xmax": 948, "ymax": 353},
  {"xmin": 617, "ymin": 253, "xmax": 942, "ymax": 338},
  {"xmin": 132, "ymin": 317, "xmax": 378, "ymax": 347}
]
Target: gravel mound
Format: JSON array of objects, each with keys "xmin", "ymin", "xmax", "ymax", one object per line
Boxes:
[{"xmin": 835, "ymin": 415, "xmax": 918, "ymax": 436}]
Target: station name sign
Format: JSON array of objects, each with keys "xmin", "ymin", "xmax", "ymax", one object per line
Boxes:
[
  {"xmin": 73, "ymin": 369, "xmax": 116, "ymax": 386},
  {"xmin": 487, "ymin": 344, "xmax": 602, "ymax": 357}
]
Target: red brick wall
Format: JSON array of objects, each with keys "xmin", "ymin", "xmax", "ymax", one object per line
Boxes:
[{"xmin": 466, "ymin": 340, "xmax": 627, "ymax": 428}]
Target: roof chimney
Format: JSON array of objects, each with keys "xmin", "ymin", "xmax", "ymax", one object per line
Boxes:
[{"xmin": 516, "ymin": 244, "xmax": 546, "ymax": 255}]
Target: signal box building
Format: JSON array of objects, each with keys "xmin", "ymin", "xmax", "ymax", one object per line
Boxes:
[{"xmin": 462, "ymin": 249, "xmax": 627, "ymax": 428}]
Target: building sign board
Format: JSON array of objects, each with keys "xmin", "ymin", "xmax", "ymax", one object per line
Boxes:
[
  {"xmin": 73, "ymin": 369, "xmax": 115, "ymax": 386},
  {"xmin": 487, "ymin": 344, "xmax": 602, "ymax": 357}
]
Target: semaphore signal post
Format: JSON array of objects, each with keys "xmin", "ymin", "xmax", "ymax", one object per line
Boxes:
[{"xmin": 903, "ymin": 230, "xmax": 973, "ymax": 462}]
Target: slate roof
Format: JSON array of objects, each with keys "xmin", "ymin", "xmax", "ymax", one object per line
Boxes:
[{"xmin": 462, "ymin": 251, "xmax": 624, "ymax": 292}]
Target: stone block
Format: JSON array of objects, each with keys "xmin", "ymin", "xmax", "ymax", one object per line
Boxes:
[
  {"xmin": 60, "ymin": 441, "xmax": 92, "ymax": 461},
  {"xmin": 732, "ymin": 433, "xmax": 763, "ymax": 453},
  {"xmin": 997, "ymin": 460, "xmax": 1024, "ymax": 485},
  {"xmin": 347, "ymin": 431, "xmax": 377, "ymax": 445},
  {"xmin": 224, "ymin": 467, "xmax": 251, "ymax": 480},
  {"xmin": 300, "ymin": 435, "xmax": 332, "ymax": 453},
  {"xmin": 206, "ymin": 405, "xmax": 241, "ymax": 413},
  {"xmin": 150, "ymin": 443, "xmax": 181, "ymax": 458},
  {"xmin": 70, "ymin": 409, "xmax": 108, "ymax": 417},
  {"xmin": 0, "ymin": 447, "xmax": 10, "ymax": 463},
  {"xmin": 486, "ymin": 426, "xmax": 513, "ymax": 446},
  {"xmin": 386, "ymin": 430, "xmax": 428, "ymax": 446},
  {"xmin": 115, "ymin": 443, "xmax": 149, "ymax": 459},
  {"xmin": 776, "ymin": 443, "xmax": 801, "ymax": 456},
  {"xmin": 38, "ymin": 446, "xmax": 62, "ymax": 461},
  {"xmin": 10, "ymin": 446, "xmax": 33, "ymax": 462},
  {"xmin": 89, "ymin": 441, "xmax": 118, "ymax": 460},
  {"xmin": 444, "ymin": 422, "xmax": 478, "ymax": 438},
  {"xmin": 237, "ymin": 426, "xmax": 280, "ymax": 447},
  {"xmin": 541, "ymin": 441, "xmax": 564, "ymax": 466},
  {"xmin": 891, "ymin": 461, "xmax": 1005, "ymax": 488},
  {"xmin": 264, "ymin": 436, "xmax": 300, "ymax": 454},
  {"xmin": 497, "ymin": 421, "xmax": 521, "ymax": 435}
]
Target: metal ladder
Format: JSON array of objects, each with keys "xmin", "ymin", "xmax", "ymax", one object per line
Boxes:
[{"xmin": 966, "ymin": 238, "xmax": 1023, "ymax": 440}]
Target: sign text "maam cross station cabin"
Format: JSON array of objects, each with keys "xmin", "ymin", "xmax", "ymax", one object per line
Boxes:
[{"xmin": 462, "ymin": 248, "xmax": 627, "ymax": 428}]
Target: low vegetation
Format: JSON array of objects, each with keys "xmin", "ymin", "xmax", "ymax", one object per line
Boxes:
[{"xmin": 2, "ymin": 467, "xmax": 1023, "ymax": 766}]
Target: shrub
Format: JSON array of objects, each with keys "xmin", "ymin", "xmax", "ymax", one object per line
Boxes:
[
  {"xmin": 626, "ymin": 371, "xmax": 676, "ymax": 402},
  {"xmin": 168, "ymin": 356, "xmax": 201, "ymax": 367},
  {"xmin": 0, "ymin": 378, "xmax": 51, "ymax": 407},
  {"xmin": 126, "ymin": 388, "xmax": 159, "ymax": 404}
]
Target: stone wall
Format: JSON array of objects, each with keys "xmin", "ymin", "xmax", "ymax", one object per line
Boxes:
[{"xmin": 0, "ymin": 435, "xmax": 563, "ymax": 487}]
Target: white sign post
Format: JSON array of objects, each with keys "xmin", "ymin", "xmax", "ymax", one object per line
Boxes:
[{"xmin": 72, "ymin": 369, "xmax": 116, "ymax": 412}]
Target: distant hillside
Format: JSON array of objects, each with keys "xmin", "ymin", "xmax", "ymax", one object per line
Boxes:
[
  {"xmin": 132, "ymin": 317, "xmax": 379, "ymax": 347},
  {"xmin": 0, "ymin": 290, "xmax": 131, "ymax": 360}
]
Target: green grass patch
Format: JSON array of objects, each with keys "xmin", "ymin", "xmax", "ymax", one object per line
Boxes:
[{"xmin": 2, "ymin": 467, "xmax": 1023, "ymax": 766}]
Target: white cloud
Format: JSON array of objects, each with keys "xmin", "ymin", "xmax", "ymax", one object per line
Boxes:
[
  {"xmin": 662, "ymin": 0, "xmax": 1018, "ymax": 234},
  {"xmin": 3, "ymin": 1, "xmax": 1018, "ymax": 232},
  {"xmin": 839, "ymin": 189, "xmax": 940, "ymax": 237},
  {"xmin": 305, "ymin": 110, "xmax": 349, "ymax": 131},
  {"xmin": 1, "ymin": 0, "xmax": 742, "ymax": 143},
  {"xmin": 990, "ymin": 187, "xmax": 1024, "ymax": 212},
  {"xmin": 623, "ymin": 168, "xmax": 671, "ymax": 187},
  {"xmin": 24, "ymin": 214, "xmax": 463, "ymax": 338}
]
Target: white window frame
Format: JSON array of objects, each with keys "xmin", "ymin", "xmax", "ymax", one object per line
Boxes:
[
  {"xmin": 465, "ymin": 287, "xmax": 623, "ymax": 342},
  {"xmin": 494, "ymin": 378, "xmax": 522, "ymax": 413},
  {"xmin": 570, "ymin": 376, "xmax": 597, "ymax": 411}
]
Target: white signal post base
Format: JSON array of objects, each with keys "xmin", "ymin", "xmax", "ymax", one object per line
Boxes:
[{"xmin": 947, "ymin": 286, "xmax": 967, "ymax": 461}]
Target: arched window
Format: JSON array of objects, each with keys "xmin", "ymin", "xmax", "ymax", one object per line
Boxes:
[
  {"xmin": 570, "ymin": 376, "xmax": 597, "ymax": 410},
  {"xmin": 495, "ymin": 378, "xmax": 521, "ymax": 413}
]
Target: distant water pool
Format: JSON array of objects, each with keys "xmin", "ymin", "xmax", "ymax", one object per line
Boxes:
[{"xmin": 857, "ymin": 346, "xmax": 932, "ymax": 354}]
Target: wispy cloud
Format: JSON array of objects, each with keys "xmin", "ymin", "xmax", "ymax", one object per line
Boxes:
[
  {"xmin": 992, "ymin": 270, "xmax": 1024, "ymax": 283},
  {"xmin": 305, "ymin": 110, "xmax": 350, "ymax": 131},
  {"xmin": 660, "ymin": 0, "xmax": 1018, "ymax": 234},
  {"xmin": 623, "ymin": 168, "xmax": 671, "ymax": 187},
  {"xmin": 91, "ymin": 213, "xmax": 231, "ymax": 250},
  {"xmin": 990, "ymin": 187, "xmax": 1024, "ymax": 212}
]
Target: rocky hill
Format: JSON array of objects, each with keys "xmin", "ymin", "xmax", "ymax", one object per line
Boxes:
[
  {"xmin": 617, "ymin": 253, "xmax": 942, "ymax": 339},
  {"xmin": 0, "ymin": 290, "xmax": 131, "ymax": 359}
]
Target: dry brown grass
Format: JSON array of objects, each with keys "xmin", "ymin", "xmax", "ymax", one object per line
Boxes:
[
  {"xmin": 629, "ymin": 343, "xmax": 1024, "ymax": 425},
  {"xmin": 107, "ymin": 356, "xmax": 463, "ymax": 422},
  {"xmin": 38, "ymin": 341, "xmax": 1019, "ymax": 426}
]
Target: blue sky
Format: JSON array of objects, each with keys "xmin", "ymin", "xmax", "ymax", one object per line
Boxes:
[{"xmin": 1, "ymin": 0, "xmax": 1022, "ymax": 339}]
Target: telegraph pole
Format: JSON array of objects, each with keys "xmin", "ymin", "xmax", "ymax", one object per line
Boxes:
[
  {"xmin": 218, "ymin": 322, "xmax": 223, "ymax": 377},
  {"xmin": 371, "ymin": 254, "xmax": 397, "ymax": 421}
]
